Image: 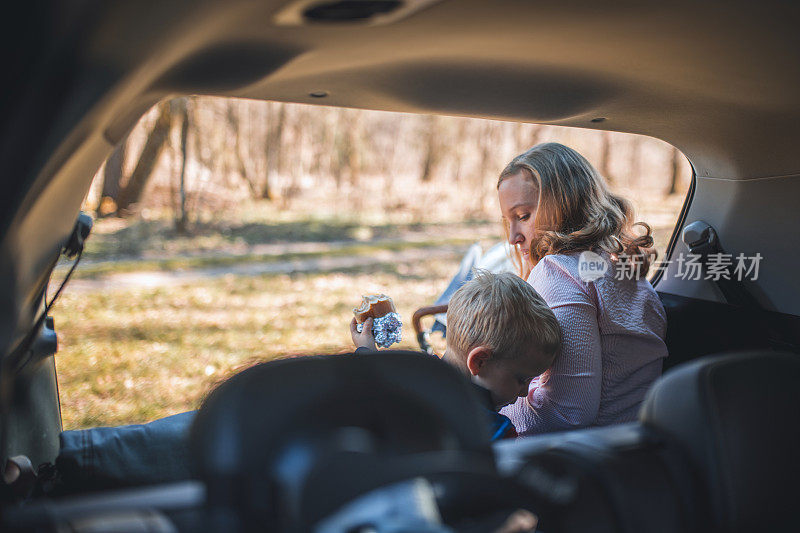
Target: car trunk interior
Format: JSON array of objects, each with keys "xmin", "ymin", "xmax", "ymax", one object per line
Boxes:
[{"xmin": 2, "ymin": 0, "xmax": 800, "ymax": 529}]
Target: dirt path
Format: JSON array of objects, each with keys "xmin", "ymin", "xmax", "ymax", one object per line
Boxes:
[{"xmin": 64, "ymin": 245, "xmax": 468, "ymax": 292}]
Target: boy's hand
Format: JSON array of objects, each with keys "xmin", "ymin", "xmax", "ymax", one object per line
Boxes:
[{"xmin": 350, "ymin": 317, "xmax": 377, "ymax": 351}]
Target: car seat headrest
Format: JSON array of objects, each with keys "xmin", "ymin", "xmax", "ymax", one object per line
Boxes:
[
  {"xmin": 189, "ymin": 351, "xmax": 495, "ymax": 530},
  {"xmin": 639, "ymin": 351, "xmax": 800, "ymax": 533}
]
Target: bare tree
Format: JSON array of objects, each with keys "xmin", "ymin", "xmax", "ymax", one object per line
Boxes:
[
  {"xmin": 226, "ymin": 101, "xmax": 259, "ymax": 197},
  {"xmin": 184, "ymin": 99, "xmax": 229, "ymax": 218},
  {"xmin": 599, "ymin": 131, "xmax": 613, "ymax": 184},
  {"xmin": 667, "ymin": 146, "xmax": 682, "ymax": 196},
  {"xmin": 116, "ymin": 100, "xmax": 172, "ymax": 216},
  {"xmin": 451, "ymin": 119, "xmax": 470, "ymax": 183},
  {"xmin": 310, "ymin": 108, "xmax": 334, "ymax": 177},
  {"xmin": 474, "ymin": 122, "xmax": 499, "ymax": 215},
  {"xmin": 420, "ymin": 116, "xmax": 443, "ymax": 182},
  {"xmin": 263, "ymin": 102, "xmax": 287, "ymax": 200},
  {"xmin": 172, "ymin": 98, "xmax": 190, "ymax": 233},
  {"xmin": 332, "ymin": 109, "xmax": 362, "ymax": 190},
  {"xmin": 346, "ymin": 112, "xmax": 363, "ymax": 189},
  {"xmin": 98, "ymin": 138, "xmax": 127, "ymax": 217},
  {"xmin": 86, "ymin": 96, "xmax": 689, "ymax": 226}
]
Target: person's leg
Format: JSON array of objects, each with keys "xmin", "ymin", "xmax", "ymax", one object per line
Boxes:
[{"xmin": 57, "ymin": 411, "xmax": 196, "ymax": 492}]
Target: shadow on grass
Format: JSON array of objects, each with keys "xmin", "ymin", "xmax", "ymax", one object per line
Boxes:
[
  {"xmin": 206, "ymin": 217, "xmax": 490, "ymax": 246},
  {"xmin": 298, "ymin": 261, "xmax": 433, "ymax": 282},
  {"xmin": 84, "ymin": 217, "xmax": 492, "ymax": 260}
]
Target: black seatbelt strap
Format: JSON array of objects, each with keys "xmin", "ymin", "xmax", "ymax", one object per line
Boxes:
[{"xmin": 681, "ymin": 220, "xmax": 759, "ymax": 308}]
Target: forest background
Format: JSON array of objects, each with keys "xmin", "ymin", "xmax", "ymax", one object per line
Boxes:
[{"xmin": 55, "ymin": 97, "xmax": 691, "ymax": 428}]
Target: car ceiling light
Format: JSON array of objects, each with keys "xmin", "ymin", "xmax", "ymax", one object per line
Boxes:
[{"xmin": 273, "ymin": 0, "xmax": 444, "ymax": 26}]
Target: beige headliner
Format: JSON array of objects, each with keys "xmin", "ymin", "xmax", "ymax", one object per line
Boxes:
[{"xmin": 86, "ymin": 0, "xmax": 800, "ymax": 180}]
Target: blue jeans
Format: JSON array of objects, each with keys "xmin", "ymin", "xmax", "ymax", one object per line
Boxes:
[{"xmin": 57, "ymin": 411, "xmax": 196, "ymax": 491}]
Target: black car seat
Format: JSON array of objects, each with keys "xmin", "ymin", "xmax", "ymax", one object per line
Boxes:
[
  {"xmin": 494, "ymin": 421, "xmax": 705, "ymax": 533},
  {"xmin": 640, "ymin": 350, "xmax": 800, "ymax": 532},
  {"xmin": 189, "ymin": 351, "xmax": 506, "ymax": 531},
  {"xmin": 499, "ymin": 350, "xmax": 798, "ymax": 533}
]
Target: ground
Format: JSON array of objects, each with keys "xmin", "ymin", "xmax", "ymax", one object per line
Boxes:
[{"xmin": 52, "ymin": 197, "xmax": 684, "ymax": 429}]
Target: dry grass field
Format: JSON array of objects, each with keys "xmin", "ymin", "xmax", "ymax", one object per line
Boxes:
[
  {"xmin": 54, "ymin": 243, "xmax": 464, "ymax": 428},
  {"xmin": 53, "ymin": 193, "xmax": 684, "ymax": 429}
]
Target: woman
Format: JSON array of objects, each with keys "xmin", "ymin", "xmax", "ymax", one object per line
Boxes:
[{"xmin": 497, "ymin": 143, "xmax": 668, "ymax": 436}]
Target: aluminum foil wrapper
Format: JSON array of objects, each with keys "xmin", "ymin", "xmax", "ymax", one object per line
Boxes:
[{"xmin": 357, "ymin": 312, "xmax": 403, "ymax": 348}]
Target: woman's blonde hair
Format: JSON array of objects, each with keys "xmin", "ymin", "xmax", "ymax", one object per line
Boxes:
[{"xmin": 498, "ymin": 142, "xmax": 655, "ymax": 279}]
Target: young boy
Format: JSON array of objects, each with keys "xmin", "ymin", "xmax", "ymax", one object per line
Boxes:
[{"xmin": 350, "ymin": 270, "xmax": 560, "ymax": 440}]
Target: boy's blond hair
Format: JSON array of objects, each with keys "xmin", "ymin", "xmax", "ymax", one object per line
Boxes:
[{"xmin": 446, "ymin": 270, "xmax": 560, "ymax": 367}]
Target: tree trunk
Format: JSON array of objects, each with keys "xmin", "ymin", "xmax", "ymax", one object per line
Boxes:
[
  {"xmin": 452, "ymin": 120, "xmax": 469, "ymax": 183},
  {"xmin": 344, "ymin": 110, "xmax": 361, "ymax": 188},
  {"xmin": 227, "ymin": 102, "xmax": 259, "ymax": 198},
  {"xmin": 263, "ymin": 103, "xmax": 286, "ymax": 200},
  {"xmin": 332, "ymin": 109, "xmax": 362, "ymax": 190},
  {"xmin": 116, "ymin": 100, "xmax": 172, "ymax": 216},
  {"xmin": 667, "ymin": 146, "xmax": 681, "ymax": 195},
  {"xmin": 420, "ymin": 116, "xmax": 441, "ymax": 182},
  {"xmin": 599, "ymin": 131, "xmax": 613, "ymax": 184},
  {"xmin": 173, "ymin": 98, "xmax": 190, "ymax": 234},
  {"xmin": 98, "ymin": 138, "xmax": 126, "ymax": 217},
  {"xmin": 475, "ymin": 122, "xmax": 496, "ymax": 215}
]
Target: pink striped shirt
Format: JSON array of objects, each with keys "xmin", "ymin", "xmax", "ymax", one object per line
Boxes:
[{"xmin": 500, "ymin": 252, "xmax": 668, "ymax": 436}]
